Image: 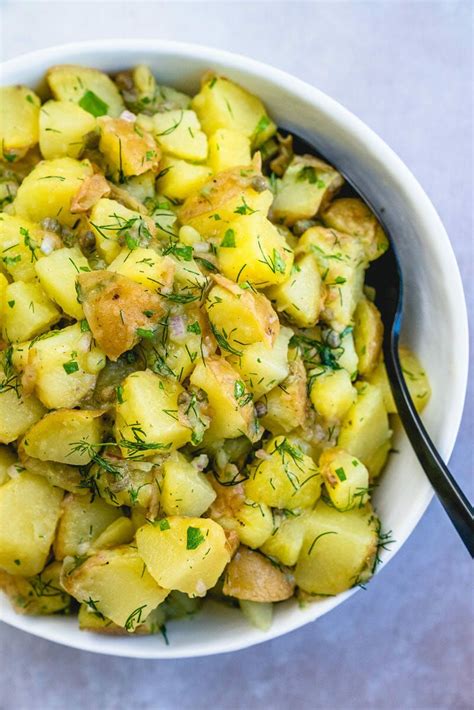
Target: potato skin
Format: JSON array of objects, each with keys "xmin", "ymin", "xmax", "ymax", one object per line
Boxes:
[{"xmin": 223, "ymin": 546, "xmax": 295, "ymax": 602}]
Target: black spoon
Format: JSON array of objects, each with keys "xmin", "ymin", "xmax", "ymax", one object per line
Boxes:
[{"xmin": 284, "ymin": 129, "xmax": 474, "ymax": 556}]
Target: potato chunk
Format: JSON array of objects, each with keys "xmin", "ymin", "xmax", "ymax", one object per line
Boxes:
[
  {"xmin": 2, "ymin": 281, "xmax": 60, "ymax": 343},
  {"xmin": 353, "ymin": 297, "xmax": 383, "ymax": 376},
  {"xmin": 35, "ymin": 246, "xmax": 90, "ymax": 319},
  {"xmin": 88, "ymin": 198, "xmax": 155, "ymax": 264},
  {"xmin": 309, "ymin": 366, "xmax": 356, "ymax": 423},
  {"xmin": 260, "ymin": 511, "xmax": 308, "ymax": 566},
  {"xmin": 136, "ymin": 516, "xmax": 230, "ymax": 597},
  {"xmin": 223, "ymin": 547, "xmax": 294, "ymax": 602},
  {"xmin": 0, "ymin": 86, "xmax": 40, "ymax": 161},
  {"xmin": 0, "ymin": 561, "xmax": 72, "ymax": 615},
  {"xmin": 260, "ymin": 357, "xmax": 308, "ymax": 435},
  {"xmin": 319, "ymin": 447, "xmax": 370, "ymax": 511},
  {"xmin": 208, "ymin": 128, "xmax": 251, "ymax": 173},
  {"xmin": 62, "ymin": 545, "xmax": 169, "ymax": 630},
  {"xmin": 39, "ymin": 100, "xmax": 97, "ymax": 160},
  {"xmin": 0, "ymin": 351, "xmax": 46, "ymax": 444},
  {"xmin": 0, "ymin": 472, "xmax": 63, "ymax": 576},
  {"xmin": 295, "ymin": 500, "xmax": 378, "ymax": 596},
  {"xmin": 0, "ymin": 214, "xmax": 44, "ymax": 282},
  {"xmin": 114, "ymin": 370, "xmax": 192, "ymax": 456},
  {"xmin": 47, "ymin": 65, "xmax": 125, "ymax": 117},
  {"xmin": 53, "ymin": 494, "xmax": 122, "ymax": 559},
  {"xmin": 246, "ymin": 436, "xmax": 321, "ymax": 510},
  {"xmin": 398, "ymin": 346, "xmax": 431, "ymax": 413},
  {"xmin": 156, "ymin": 156, "xmax": 212, "ymax": 200},
  {"xmin": 321, "ymin": 197, "xmax": 388, "ymax": 261},
  {"xmin": 267, "ymin": 252, "xmax": 323, "ymax": 328},
  {"xmin": 78, "ymin": 270, "xmax": 164, "ymax": 361},
  {"xmin": 22, "ymin": 409, "xmax": 104, "ymax": 465},
  {"xmin": 147, "ymin": 110, "xmax": 208, "ymax": 162},
  {"xmin": 107, "ymin": 247, "xmax": 174, "ymax": 292},
  {"xmin": 13, "ymin": 157, "xmax": 93, "ymax": 227},
  {"xmin": 161, "ymin": 451, "xmax": 216, "ymax": 517},
  {"xmin": 190, "ymin": 357, "xmax": 258, "ymax": 442},
  {"xmin": 98, "ymin": 116, "xmax": 160, "ymax": 180}
]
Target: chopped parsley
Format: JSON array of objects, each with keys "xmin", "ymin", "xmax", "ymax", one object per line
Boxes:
[
  {"xmin": 186, "ymin": 526, "xmax": 205, "ymax": 550},
  {"xmin": 79, "ymin": 90, "xmax": 109, "ymax": 117}
]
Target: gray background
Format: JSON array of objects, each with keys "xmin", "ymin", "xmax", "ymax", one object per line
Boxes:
[{"xmin": 0, "ymin": 1, "xmax": 472, "ymax": 708}]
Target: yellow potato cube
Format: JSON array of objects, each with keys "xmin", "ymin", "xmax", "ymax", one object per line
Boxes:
[
  {"xmin": 149, "ymin": 110, "xmax": 208, "ymax": 162},
  {"xmin": 2, "ymin": 280, "xmax": 61, "ymax": 343},
  {"xmin": 0, "ymin": 86, "xmax": 40, "ymax": 161},
  {"xmin": 22, "ymin": 409, "xmax": 104, "ymax": 465},
  {"xmin": 234, "ymin": 499, "xmax": 273, "ymax": 549},
  {"xmin": 88, "ymin": 198, "xmax": 154, "ymax": 264},
  {"xmin": 309, "ymin": 366, "xmax": 356, "ymax": 423},
  {"xmin": 157, "ymin": 156, "xmax": 212, "ymax": 201},
  {"xmin": 35, "ymin": 246, "xmax": 90, "ymax": 319},
  {"xmin": 321, "ymin": 197, "xmax": 388, "ymax": 262},
  {"xmin": 208, "ymin": 128, "xmax": 251, "ymax": 173},
  {"xmin": 0, "ymin": 351, "xmax": 46, "ymax": 444},
  {"xmin": 39, "ymin": 100, "xmax": 97, "ymax": 160},
  {"xmin": 47, "ymin": 65, "xmax": 125, "ymax": 117},
  {"xmin": 161, "ymin": 451, "xmax": 216, "ymax": 517},
  {"xmin": 320, "ymin": 447, "xmax": 370, "ymax": 511},
  {"xmin": 353, "ymin": 297, "xmax": 383, "ymax": 376},
  {"xmin": 0, "ymin": 446, "xmax": 16, "ymax": 486},
  {"xmin": 107, "ymin": 247, "xmax": 174, "ymax": 291},
  {"xmin": 260, "ymin": 357, "xmax": 308, "ymax": 435},
  {"xmin": 267, "ymin": 252, "xmax": 323, "ymax": 327},
  {"xmin": 98, "ymin": 116, "xmax": 160, "ymax": 179},
  {"xmin": 0, "ymin": 214, "xmax": 43, "ymax": 282},
  {"xmin": 53, "ymin": 493, "xmax": 122, "ymax": 559},
  {"xmin": 260, "ymin": 511, "xmax": 308, "ymax": 566}
]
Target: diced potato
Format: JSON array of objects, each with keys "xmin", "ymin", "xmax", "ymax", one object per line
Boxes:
[
  {"xmin": 233, "ymin": 499, "xmax": 273, "ymax": 548},
  {"xmin": 98, "ymin": 116, "xmax": 160, "ymax": 180},
  {"xmin": 0, "ymin": 446, "xmax": 16, "ymax": 485},
  {"xmin": 206, "ymin": 276, "xmax": 279, "ymax": 351},
  {"xmin": 217, "ymin": 213, "xmax": 294, "ymax": 287},
  {"xmin": 365, "ymin": 359, "xmax": 396, "ymax": 413},
  {"xmin": 321, "ymin": 197, "xmax": 388, "ymax": 261},
  {"xmin": 39, "ymin": 100, "xmax": 97, "ymax": 160},
  {"xmin": 272, "ymin": 156, "xmax": 344, "ymax": 226},
  {"xmin": 260, "ymin": 511, "xmax": 308, "ymax": 566},
  {"xmin": 365, "ymin": 439, "xmax": 392, "ymax": 480},
  {"xmin": 78, "ymin": 270, "xmax": 164, "ymax": 361},
  {"xmin": 353, "ymin": 297, "xmax": 383, "ymax": 376},
  {"xmin": 0, "ymin": 86, "xmax": 40, "ymax": 161},
  {"xmin": 245, "ymin": 436, "xmax": 321, "ymax": 510},
  {"xmin": 18, "ymin": 452, "xmax": 83, "ymax": 493},
  {"xmin": 62, "ymin": 545, "xmax": 169, "ymax": 629},
  {"xmin": 118, "ymin": 64, "xmax": 191, "ymax": 114},
  {"xmin": 88, "ymin": 198, "xmax": 155, "ymax": 264},
  {"xmin": 136, "ymin": 516, "xmax": 230, "ymax": 597},
  {"xmin": 77, "ymin": 602, "xmax": 166, "ymax": 635},
  {"xmin": 338, "ymin": 328, "xmax": 359, "ymax": 380},
  {"xmin": 53, "ymin": 493, "xmax": 122, "ymax": 559},
  {"xmin": 338, "ymin": 382, "xmax": 392, "ymax": 469},
  {"xmin": 157, "ymin": 156, "xmax": 212, "ymax": 200},
  {"xmin": 227, "ymin": 326, "xmax": 292, "ymax": 400},
  {"xmin": 0, "ymin": 472, "xmax": 63, "ymax": 576},
  {"xmin": 161, "ymin": 451, "xmax": 216, "ymax": 517},
  {"xmin": 13, "ymin": 157, "xmax": 93, "ymax": 228},
  {"xmin": 295, "ymin": 500, "xmax": 378, "ymax": 596},
  {"xmin": 190, "ymin": 357, "xmax": 258, "ymax": 442},
  {"xmin": 260, "ymin": 357, "xmax": 308, "ymax": 435},
  {"xmin": 108, "ymin": 247, "xmax": 174, "ymax": 292},
  {"xmin": 89, "ymin": 517, "xmax": 135, "ymax": 552},
  {"xmin": 0, "ymin": 561, "xmax": 72, "ymax": 615},
  {"xmin": 208, "ymin": 128, "xmax": 251, "ymax": 173},
  {"xmin": 114, "ymin": 370, "xmax": 192, "ymax": 456},
  {"xmin": 319, "ymin": 447, "xmax": 370, "ymax": 511},
  {"xmin": 26, "ymin": 322, "xmax": 106, "ymax": 409},
  {"xmin": 192, "ymin": 75, "xmax": 276, "ymax": 148},
  {"xmin": 35, "ymin": 246, "xmax": 90, "ymax": 319},
  {"xmin": 267, "ymin": 252, "xmax": 323, "ymax": 327},
  {"xmin": 0, "ymin": 354, "xmax": 46, "ymax": 444},
  {"xmin": 223, "ymin": 546, "xmax": 294, "ymax": 601},
  {"xmin": 297, "ymin": 226, "xmax": 367, "ymax": 331},
  {"xmin": 239, "ymin": 599, "xmax": 273, "ymax": 631},
  {"xmin": 122, "ymin": 171, "xmax": 156, "ymax": 204},
  {"xmin": 2, "ymin": 281, "xmax": 60, "ymax": 343},
  {"xmin": 0, "ymin": 214, "xmax": 43, "ymax": 282},
  {"xmin": 309, "ymin": 366, "xmax": 356, "ymax": 423},
  {"xmin": 47, "ymin": 65, "xmax": 125, "ymax": 117},
  {"xmin": 146, "ymin": 110, "xmax": 207, "ymax": 162},
  {"xmin": 91, "ymin": 456, "xmax": 162, "ymax": 509},
  {"xmin": 22, "ymin": 409, "xmax": 104, "ymax": 465},
  {"xmin": 399, "ymin": 346, "xmax": 431, "ymax": 413}
]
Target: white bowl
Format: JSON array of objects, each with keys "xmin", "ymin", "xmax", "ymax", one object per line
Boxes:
[{"xmin": 0, "ymin": 40, "xmax": 468, "ymax": 659}]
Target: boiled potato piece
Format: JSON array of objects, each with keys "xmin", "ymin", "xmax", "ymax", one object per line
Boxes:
[
  {"xmin": 88, "ymin": 198, "xmax": 156, "ymax": 264},
  {"xmin": 190, "ymin": 357, "xmax": 258, "ymax": 442},
  {"xmin": 246, "ymin": 436, "xmax": 321, "ymax": 510},
  {"xmin": 39, "ymin": 100, "xmax": 97, "ymax": 159},
  {"xmin": 217, "ymin": 213, "xmax": 294, "ymax": 287},
  {"xmin": 0, "ymin": 472, "xmax": 63, "ymax": 576},
  {"xmin": 2, "ymin": 281, "xmax": 60, "ymax": 343},
  {"xmin": 260, "ymin": 511, "xmax": 308, "ymax": 566},
  {"xmin": 206, "ymin": 276, "xmax": 279, "ymax": 351},
  {"xmin": 0, "ymin": 214, "xmax": 43, "ymax": 282},
  {"xmin": 295, "ymin": 500, "xmax": 378, "ymax": 596},
  {"xmin": 78, "ymin": 270, "xmax": 164, "ymax": 361},
  {"xmin": 319, "ymin": 447, "xmax": 370, "ymax": 511},
  {"xmin": 157, "ymin": 156, "xmax": 212, "ymax": 200},
  {"xmin": 272, "ymin": 156, "xmax": 344, "ymax": 226},
  {"xmin": 260, "ymin": 357, "xmax": 308, "ymax": 435},
  {"xmin": 0, "ymin": 446, "xmax": 16, "ymax": 485},
  {"xmin": 227, "ymin": 326, "xmax": 292, "ymax": 400},
  {"xmin": 233, "ymin": 500, "xmax": 273, "ymax": 548},
  {"xmin": 365, "ymin": 359, "xmax": 396, "ymax": 413},
  {"xmin": 26, "ymin": 322, "xmax": 106, "ymax": 409},
  {"xmin": 54, "ymin": 493, "xmax": 122, "ymax": 559},
  {"xmin": 107, "ymin": 247, "xmax": 174, "ymax": 291},
  {"xmin": 192, "ymin": 75, "xmax": 276, "ymax": 148},
  {"xmin": 114, "ymin": 370, "xmax": 192, "ymax": 455},
  {"xmin": 62, "ymin": 545, "xmax": 169, "ymax": 630},
  {"xmin": 89, "ymin": 517, "xmax": 135, "ymax": 553},
  {"xmin": 208, "ymin": 128, "xmax": 251, "ymax": 173},
  {"xmin": 321, "ymin": 197, "xmax": 388, "ymax": 262},
  {"xmin": 239, "ymin": 600, "xmax": 273, "ymax": 631},
  {"xmin": 338, "ymin": 382, "xmax": 392, "ymax": 470},
  {"xmin": 13, "ymin": 157, "xmax": 93, "ymax": 227},
  {"xmin": 47, "ymin": 65, "xmax": 125, "ymax": 117},
  {"xmin": 35, "ymin": 246, "xmax": 90, "ymax": 319},
  {"xmin": 223, "ymin": 547, "xmax": 294, "ymax": 601},
  {"xmin": 309, "ymin": 366, "xmax": 356, "ymax": 423},
  {"xmin": 337, "ymin": 328, "xmax": 359, "ymax": 380},
  {"xmin": 161, "ymin": 451, "xmax": 216, "ymax": 517},
  {"xmin": 77, "ymin": 601, "xmax": 166, "ymax": 635},
  {"xmin": 117, "ymin": 64, "xmax": 191, "ymax": 114},
  {"xmin": 0, "ymin": 86, "xmax": 40, "ymax": 161},
  {"xmin": 399, "ymin": 346, "xmax": 431, "ymax": 413},
  {"xmin": 98, "ymin": 116, "xmax": 160, "ymax": 180},
  {"xmin": 22, "ymin": 409, "xmax": 104, "ymax": 465},
  {"xmin": 266, "ymin": 252, "xmax": 323, "ymax": 328},
  {"xmin": 146, "ymin": 110, "xmax": 207, "ymax": 162},
  {"xmin": 353, "ymin": 297, "xmax": 383, "ymax": 376},
  {"xmin": 18, "ymin": 452, "xmax": 83, "ymax": 493},
  {"xmin": 0, "ymin": 561, "xmax": 72, "ymax": 615},
  {"xmin": 0, "ymin": 352, "xmax": 46, "ymax": 444},
  {"xmin": 136, "ymin": 516, "xmax": 230, "ymax": 597}
]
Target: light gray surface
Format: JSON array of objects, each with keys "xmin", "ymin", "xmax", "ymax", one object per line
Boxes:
[{"xmin": 0, "ymin": 2, "xmax": 472, "ymax": 709}]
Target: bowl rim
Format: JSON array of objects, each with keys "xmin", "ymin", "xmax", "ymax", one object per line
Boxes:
[{"xmin": 0, "ymin": 38, "xmax": 469, "ymax": 659}]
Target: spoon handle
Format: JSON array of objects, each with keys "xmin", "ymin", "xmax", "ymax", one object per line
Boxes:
[{"xmin": 386, "ymin": 333, "xmax": 474, "ymax": 556}]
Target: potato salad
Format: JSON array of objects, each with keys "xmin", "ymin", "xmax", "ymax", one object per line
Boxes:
[{"xmin": 0, "ymin": 65, "xmax": 431, "ymax": 636}]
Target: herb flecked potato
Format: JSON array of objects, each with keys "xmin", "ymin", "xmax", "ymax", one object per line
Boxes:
[{"xmin": 0, "ymin": 63, "xmax": 430, "ymax": 637}]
